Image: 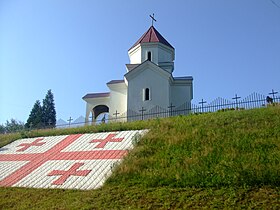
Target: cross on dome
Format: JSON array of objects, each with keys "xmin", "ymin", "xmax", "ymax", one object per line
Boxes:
[{"xmin": 149, "ymin": 13, "xmax": 156, "ymax": 26}]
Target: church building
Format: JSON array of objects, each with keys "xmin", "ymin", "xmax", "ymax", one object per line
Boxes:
[{"xmin": 83, "ymin": 24, "xmax": 193, "ymax": 123}]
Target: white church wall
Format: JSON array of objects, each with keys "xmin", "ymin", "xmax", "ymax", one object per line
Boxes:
[
  {"xmin": 141, "ymin": 45, "xmax": 159, "ymax": 64},
  {"xmin": 128, "ymin": 46, "xmax": 141, "ymax": 64},
  {"xmin": 170, "ymin": 84, "xmax": 193, "ymax": 107},
  {"xmin": 158, "ymin": 46, "xmax": 173, "ymax": 63},
  {"xmin": 129, "ymin": 43, "xmax": 174, "ymax": 67},
  {"xmin": 109, "ymin": 89, "xmax": 127, "ymax": 118},
  {"xmin": 158, "ymin": 63, "xmax": 174, "ymax": 73},
  {"xmin": 127, "ymin": 68, "xmax": 170, "ymax": 112}
]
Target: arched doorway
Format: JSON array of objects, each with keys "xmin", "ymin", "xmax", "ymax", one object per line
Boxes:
[{"xmin": 92, "ymin": 105, "xmax": 109, "ymax": 124}]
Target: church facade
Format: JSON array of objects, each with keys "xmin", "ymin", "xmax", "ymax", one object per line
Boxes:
[{"xmin": 83, "ymin": 26, "xmax": 193, "ymax": 123}]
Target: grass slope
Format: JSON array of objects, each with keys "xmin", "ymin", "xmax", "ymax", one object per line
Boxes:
[{"xmin": 0, "ymin": 107, "xmax": 280, "ymax": 209}]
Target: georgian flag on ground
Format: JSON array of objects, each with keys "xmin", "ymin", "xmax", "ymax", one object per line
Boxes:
[{"xmin": 0, "ymin": 130, "xmax": 147, "ymax": 190}]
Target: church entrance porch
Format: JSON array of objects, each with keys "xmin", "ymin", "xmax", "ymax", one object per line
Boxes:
[{"xmin": 91, "ymin": 105, "xmax": 109, "ymax": 124}]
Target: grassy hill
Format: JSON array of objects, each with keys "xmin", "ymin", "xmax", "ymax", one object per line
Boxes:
[{"xmin": 0, "ymin": 107, "xmax": 280, "ymax": 209}]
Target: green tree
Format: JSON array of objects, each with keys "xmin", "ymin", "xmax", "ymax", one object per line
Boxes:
[
  {"xmin": 0, "ymin": 124, "xmax": 6, "ymax": 134},
  {"xmin": 5, "ymin": 119, "xmax": 25, "ymax": 133},
  {"xmin": 26, "ymin": 100, "xmax": 43, "ymax": 129},
  {"xmin": 42, "ymin": 89, "xmax": 56, "ymax": 127}
]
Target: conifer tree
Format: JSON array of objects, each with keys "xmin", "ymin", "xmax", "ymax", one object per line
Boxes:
[
  {"xmin": 0, "ymin": 124, "xmax": 5, "ymax": 134},
  {"xmin": 5, "ymin": 119, "xmax": 25, "ymax": 132},
  {"xmin": 42, "ymin": 89, "xmax": 56, "ymax": 127},
  {"xmin": 26, "ymin": 100, "xmax": 43, "ymax": 129}
]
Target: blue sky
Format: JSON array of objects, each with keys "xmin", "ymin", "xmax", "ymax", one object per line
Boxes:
[{"xmin": 0, "ymin": 0, "xmax": 280, "ymax": 124}]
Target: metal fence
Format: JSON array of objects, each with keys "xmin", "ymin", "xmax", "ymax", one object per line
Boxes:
[
  {"xmin": 57, "ymin": 90, "xmax": 280, "ymax": 128},
  {"xmin": 71, "ymin": 90, "xmax": 280, "ymax": 126},
  {"xmin": 2, "ymin": 90, "xmax": 278, "ymax": 132}
]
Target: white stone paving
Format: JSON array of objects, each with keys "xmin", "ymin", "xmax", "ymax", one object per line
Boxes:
[{"xmin": 0, "ymin": 130, "xmax": 148, "ymax": 190}]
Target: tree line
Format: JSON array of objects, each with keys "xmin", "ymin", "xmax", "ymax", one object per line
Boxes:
[{"xmin": 0, "ymin": 90, "xmax": 56, "ymax": 134}]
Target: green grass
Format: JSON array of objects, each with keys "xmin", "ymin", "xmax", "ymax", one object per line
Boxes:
[
  {"xmin": 0, "ymin": 120, "xmax": 150, "ymax": 148},
  {"xmin": 1, "ymin": 186, "xmax": 279, "ymax": 209},
  {"xmin": 1, "ymin": 107, "xmax": 280, "ymax": 209}
]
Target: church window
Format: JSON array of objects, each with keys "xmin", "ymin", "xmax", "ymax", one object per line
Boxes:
[
  {"xmin": 147, "ymin": 51, "xmax": 152, "ymax": 61},
  {"xmin": 144, "ymin": 88, "xmax": 150, "ymax": 101}
]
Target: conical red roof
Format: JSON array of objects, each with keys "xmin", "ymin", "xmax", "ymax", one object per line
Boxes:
[{"xmin": 129, "ymin": 26, "xmax": 174, "ymax": 50}]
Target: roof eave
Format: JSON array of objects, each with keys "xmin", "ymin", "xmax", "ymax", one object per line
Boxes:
[{"xmin": 82, "ymin": 92, "xmax": 110, "ymax": 100}]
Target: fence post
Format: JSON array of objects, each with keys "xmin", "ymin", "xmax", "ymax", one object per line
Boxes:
[
  {"xmin": 168, "ymin": 103, "xmax": 175, "ymax": 116},
  {"xmin": 199, "ymin": 99, "xmax": 207, "ymax": 113},
  {"xmin": 67, "ymin": 117, "xmax": 73, "ymax": 127},
  {"xmin": 232, "ymin": 94, "xmax": 241, "ymax": 110},
  {"xmin": 139, "ymin": 107, "xmax": 146, "ymax": 120},
  {"xmin": 269, "ymin": 89, "xmax": 278, "ymax": 102},
  {"xmin": 113, "ymin": 110, "xmax": 119, "ymax": 121}
]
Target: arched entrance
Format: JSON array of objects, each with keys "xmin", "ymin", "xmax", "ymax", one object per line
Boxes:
[{"xmin": 91, "ymin": 105, "xmax": 109, "ymax": 124}]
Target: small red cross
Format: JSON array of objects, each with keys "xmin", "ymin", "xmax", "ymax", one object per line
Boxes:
[
  {"xmin": 16, "ymin": 138, "xmax": 46, "ymax": 152},
  {"xmin": 90, "ymin": 133, "xmax": 124, "ymax": 148},
  {"xmin": 0, "ymin": 134, "xmax": 126, "ymax": 187},
  {"xmin": 48, "ymin": 162, "xmax": 91, "ymax": 185}
]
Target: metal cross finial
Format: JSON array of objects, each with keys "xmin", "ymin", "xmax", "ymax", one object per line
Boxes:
[
  {"xmin": 149, "ymin": 13, "xmax": 156, "ymax": 26},
  {"xmin": 232, "ymin": 94, "xmax": 241, "ymax": 109},
  {"xmin": 199, "ymin": 99, "xmax": 207, "ymax": 113},
  {"xmin": 113, "ymin": 110, "xmax": 120, "ymax": 120},
  {"xmin": 168, "ymin": 103, "xmax": 175, "ymax": 116},
  {"xmin": 269, "ymin": 89, "xmax": 278, "ymax": 101},
  {"xmin": 67, "ymin": 117, "xmax": 73, "ymax": 127},
  {"xmin": 139, "ymin": 107, "xmax": 146, "ymax": 120}
]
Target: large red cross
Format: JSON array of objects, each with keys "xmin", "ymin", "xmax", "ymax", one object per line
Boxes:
[
  {"xmin": 90, "ymin": 133, "xmax": 124, "ymax": 148},
  {"xmin": 0, "ymin": 134, "xmax": 127, "ymax": 187},
  {"xmin": 48, "ymin": 162, "xmax": 91, "ymax": 185},
  {"xmin": 16, "ymin": 138, "xmax": 45, "ymax": 152}
]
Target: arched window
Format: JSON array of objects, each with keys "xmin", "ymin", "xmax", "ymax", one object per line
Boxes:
[
  {"xmin": 144, "ymin": 88, "xmax": 150, "ymax": 101},
  {"xmin": 147, "ymin": 51, "xmax": 152, "ymax": 61}
]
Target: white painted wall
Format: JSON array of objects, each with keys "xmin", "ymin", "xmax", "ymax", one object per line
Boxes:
[
  {"xmin": 127, "ymin": 67, "xmax": 170, "ymax": 112},
  {"xmin": 129, "ymin": 43, "xmax": 174, "ymax": 67},
  {"xmin": 170, "ymin": 84, "xmax": 193, "ymax": 108},
  {"xmin": 128, "ymin": 46, "xmax": 141, "ymax": 64},
  {"xmin": 108, "ymin": 84, "xmax": 127, "ymax": 118},
  {"xmin": 141, "ymin": 46, "xmax": 158, "ymax": 64},
  {"xmin": 158, "ymin": 46, "xmax": 173, "ymax": 63}
]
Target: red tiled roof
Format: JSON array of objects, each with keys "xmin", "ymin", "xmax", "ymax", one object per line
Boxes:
[
  {"xmin": 129, "ymin": 26, "xmax": 174, "ymax": 50},
  {"xmin": 82, "ymin": 92, "xmax": 110, "ymax": 99}
]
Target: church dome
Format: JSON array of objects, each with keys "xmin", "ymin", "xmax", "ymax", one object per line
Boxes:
[{"xmin": 129, "ymin": 26, "xmax": 174, "ymax": 51}]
